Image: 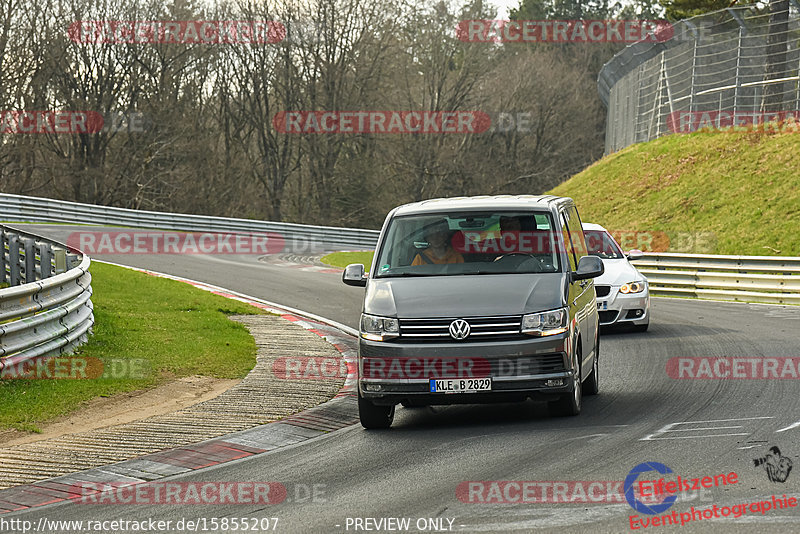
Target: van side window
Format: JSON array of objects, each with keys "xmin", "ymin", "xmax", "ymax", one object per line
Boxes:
[
  {"xmin": 560, "ymin": 211, "xmax": 577, "ymax": 271},
  {"xmin": 565, "ymin": 206, "xmax": 588, "ymax": 261}
]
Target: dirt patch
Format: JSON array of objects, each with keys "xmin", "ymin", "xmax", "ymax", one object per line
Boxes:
[{"xmin": 0, "ymin": 376, "xmax": 239, "ymax": 447}]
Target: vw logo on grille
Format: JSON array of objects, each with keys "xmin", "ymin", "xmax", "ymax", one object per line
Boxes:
[{"xmin": 449, "ymin": 319, "xmax": 471, "ymax": 340}]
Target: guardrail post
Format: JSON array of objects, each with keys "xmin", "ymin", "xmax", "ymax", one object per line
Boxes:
[
  {"xmin": 54, "ymin": 248, "xmax": 67, "ymax": 274},
  {"xmin": 0, "ymin": 230, "xmax": 6, "ymax": 285},
  {"xmin": 8, "ymin": 235, "xmax": 20, "ymax": 286},
  {"xmin": 66, "ymin": 253, "xmax": 80, "ymax": 269},
  {"xmin": 22, "ymin": 238, "xmax": 36, "ymax": 283},
  {"xmin": 39, "ymin": 243, "xmax": 53, "ymax": 279}
]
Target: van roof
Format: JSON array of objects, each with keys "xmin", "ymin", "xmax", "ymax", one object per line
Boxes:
[{"xmin": 391, "ymin": 195, "xmax": 573, "ymax": 216}]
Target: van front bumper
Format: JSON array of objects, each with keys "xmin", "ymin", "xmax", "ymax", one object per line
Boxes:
[{"xmin": 357, "ymin": 333, "xmax": 575, "ymax": 406}]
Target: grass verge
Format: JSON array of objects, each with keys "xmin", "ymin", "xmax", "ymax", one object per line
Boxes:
[
  {"xmin": 0, "ymin": 262, "xmax": 264, "ymax": 433},
  {"xmin": 548, "ymin": 130, "xmax": 800, "ymax": 256},
  {"xmin": 320, "ymin": 251, "xmax": 375, "ymax": 271}
]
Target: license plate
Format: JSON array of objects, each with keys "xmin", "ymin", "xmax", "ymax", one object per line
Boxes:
[
  {"xmin": 429, "ymin": 378, "xmax": 492, "ymax": 393},
  {"xmin": 597, "ymin": 301, "xmax": 608, "ymax": 310}
]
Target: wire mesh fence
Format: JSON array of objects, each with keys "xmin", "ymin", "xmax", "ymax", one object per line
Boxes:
[{"xmin": 598, "ymin": 4, "xmax": 800, "ymax": 154}]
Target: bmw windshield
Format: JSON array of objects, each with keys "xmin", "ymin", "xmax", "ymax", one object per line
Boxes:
[
  {"xmin": 585, "ymin": 229, "xmax": 625, "ymax": 259},
  {"xmin": 373, "ymin": 211, "xmax": 562, "ymax": 277}
]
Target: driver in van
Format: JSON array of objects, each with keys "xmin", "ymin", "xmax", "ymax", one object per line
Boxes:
[{"xmin": 411, "ymin": 219, "xmax": 464, "ymax": 265}]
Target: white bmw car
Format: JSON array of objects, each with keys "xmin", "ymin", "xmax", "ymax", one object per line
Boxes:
[{"xmin": 583, "ymin": 223, "xmax": 650, "ymax": 331}]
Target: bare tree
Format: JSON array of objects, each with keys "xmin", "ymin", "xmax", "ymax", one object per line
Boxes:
[{"xmin": 294, "ymin": 0, "xmax": 400, "ymax": 222}]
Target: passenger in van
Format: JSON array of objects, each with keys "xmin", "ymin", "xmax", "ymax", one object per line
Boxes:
[
  {"xmin": 496, "ymin": 215, "xmax": 534, "ymax": 257},
  {"xmin": 499, "ymin": 215, "xmax": 522, "ymax": 233},
  {"xmin": 411, "ymin": 220, "xmax": 465, "ymax": 266}
]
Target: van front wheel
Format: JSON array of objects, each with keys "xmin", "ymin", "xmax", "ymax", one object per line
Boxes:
[
  {"xmin": 358, "ymin": 392, "xmax": 395, "ymax": 429},
  {"xmin": 584, "ymin": 334, "xmax": 599, "ymax": 396},
  {"xmin": 550, "ymin": 348, "xmax": 581, "ymax": 416}
]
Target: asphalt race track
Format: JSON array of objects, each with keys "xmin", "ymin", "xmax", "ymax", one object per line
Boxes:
[{"xmin": 3, "ymin": 224, "xmax": 799, "ymax": 533}]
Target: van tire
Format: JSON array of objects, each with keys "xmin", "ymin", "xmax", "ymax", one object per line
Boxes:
[
  {"xmin": 358, "ymin": 392, "xmax": 395, "ymax": 429},
  {"xmin": 584, "ymin": 334, "xmax": 599, "ymax": 396},
  {"xmin": 550, "ymin": 345, "xmax": 581, "ymax": 416}
]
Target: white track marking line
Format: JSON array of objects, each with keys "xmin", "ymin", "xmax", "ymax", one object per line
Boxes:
[
  {"xmin": 641, "ymin": 417, "xmax": 774, "ymax": 441},
  {"xmin": 776, "ymin": 421, "xmax": 800, "ymax": 433}
]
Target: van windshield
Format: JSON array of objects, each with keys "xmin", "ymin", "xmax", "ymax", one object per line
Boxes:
[{"xmin": 373, "ymin": 211, "xmax": 562, "ymax": 277}]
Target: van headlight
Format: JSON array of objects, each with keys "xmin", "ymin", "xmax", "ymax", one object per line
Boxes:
[
  {"xmin": 620, "ymin": 281, "xmax": 645, "ymax": 294},
  {"xmin": 521, "ymin": 308, "xmax": 568, "ymax": 336},
  {"xmin": 360, "ymin": 314, "xmax": 400, "ymax": 341}
]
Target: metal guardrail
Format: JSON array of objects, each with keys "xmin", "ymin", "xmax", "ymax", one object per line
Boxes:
[
  {"xmin": 0, "ymin": 193, "xmax": 380, "ymax": 250},
  {"xmin": 0, "ymin": 225, "xmax": 94, "ymax": 369},
  {"xmin": 2, "ymin": 193, "xmax": 798, "ymax": 306},
  {"xmin": 632, "ymin": 252, "xmax": 800, "ymax": 305}
]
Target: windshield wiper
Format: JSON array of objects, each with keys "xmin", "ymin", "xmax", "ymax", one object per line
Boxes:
[{"xmin": 376, "ymin": 272, "xmax": 430, "ymax": 278}]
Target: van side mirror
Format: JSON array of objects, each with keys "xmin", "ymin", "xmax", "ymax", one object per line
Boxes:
[
  {"xmin": 626, "ymin": 249, "xmax": 644, "ymax": 261},
  {"xmin": 572, "ymin": 256, "xmax": 604, "ymax": 281},
  {"xmin": 342, "ymin": 263, "xmax": 367, "ymax": 287}
]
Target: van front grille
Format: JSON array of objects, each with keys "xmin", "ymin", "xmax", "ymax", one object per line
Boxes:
[{"xmin": 398, "ymin": 315, "xmax": 523, "ymax": 342}]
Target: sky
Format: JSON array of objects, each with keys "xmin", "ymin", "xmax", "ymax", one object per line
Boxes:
[{"xmin": 488, "ymin": 0, "xmax": 520, "ymax": 17}]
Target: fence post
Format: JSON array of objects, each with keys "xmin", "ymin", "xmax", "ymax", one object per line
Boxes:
[
  {"xmin": 682, "ymin": 20, "xmax": 700, "ymax": 113},
  {"xmin": 793, "ymin": 0, "xmax": 800, "ymax": 111},
  {"xmin": 648, "ymin": 59, "xmax": 664, "ymax": 140},
  {"xmin": 795, "ymin": 53, "xmax": 800, "ymax": 111},
  {"xmin": 755, "ymin": 85, "xmax": 762, "ymax": 111},
  {"xmin": 727, "ymin": 8, "xmax": 747, "ymax": 112}
]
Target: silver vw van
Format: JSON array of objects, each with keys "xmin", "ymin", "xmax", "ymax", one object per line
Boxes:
[{"xmin": 343, "ymin": 195, "xmax": 603, "ymax": 429}]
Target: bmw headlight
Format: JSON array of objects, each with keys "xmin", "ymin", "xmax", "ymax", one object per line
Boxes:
[
  {"xmin": 521, "ymin": 308, "xmax": 568, "ymax": 336},
  {"xmin": 620, "ymin": 281, "xmax": 646, "ymax": 294},
  {"xmin": 360, "ymin": 314, "xmax": 400, "ymax": 341}
]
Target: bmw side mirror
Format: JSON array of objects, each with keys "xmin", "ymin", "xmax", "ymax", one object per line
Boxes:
[
  {"xmin": 572, "ymin": 256, "xmax": 604, "ymax": 281},
  {"xmin": 342, "ymin": 263, "xmax": 367, "ymax": 287},
  {"xmin": 626, "ymin": 249, "xmax": 644, "ymax": 261}
]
